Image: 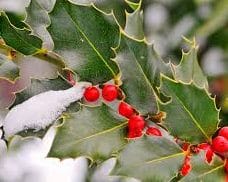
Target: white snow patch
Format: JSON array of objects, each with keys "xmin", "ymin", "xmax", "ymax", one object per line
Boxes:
[
  {"xmin": 0, "ymin": 127, "xmax": 89, "ymax": 182},
  {"xmin": 3, "ymin": 82, "xmax": 91, "ymax": 138}
]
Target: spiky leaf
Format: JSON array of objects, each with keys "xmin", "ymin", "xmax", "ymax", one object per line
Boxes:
[
  {"xmin": 49, "ymin": 104, "xmax": 127, "ymax": 162},
  {"xmin": 69, "ymin": 0, "xmax": 140, "ymax": 27},
  {"xmin": 172, "ymin": 39, "xmax": 208, "ymax": 88},
  {"xmin": 25, "ymin": 0, "xmax": 54, "ymax": 50},
  {"xmin": 180, "ymin": 152, "xmax": 225, "ymax": 181},
  {"xmin": 47, "ymin": 0, "xmax": 119, "ymax": 84},
  {"xmin": 115, "ymin": 33, "xmax": 171, "ymax": 114},
  {"xmin": 124, "ymin": 2, "xmax": 144, "ymax": 40},
  {"xmin": 159, "ymin": 75, "xmax": 219, "ymax": 144},
  {"xmin": 0, "ymin": 13, "xmax": 42, "ymax": 55},
  {"xmin": 112, "ymin": 136, "xmax": 184, "ymax": 181}
]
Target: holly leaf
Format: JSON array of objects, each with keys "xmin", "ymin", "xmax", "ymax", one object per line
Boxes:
[
  {"xmin": 90, "ymin": 158, "xmax": 140, "ymax": 182},
  {"xmin": 159, "ymin": 75, "xmax": 219, "ymax": 144},
  {"xmin": 0, "ymin": 54, "xmax": 19, "ymax": 81},
  {"xmin": 0, "ymin": 12, "xmax": 42, "ymax": 55},
  {"xmin": 69, "ymin": 0, "xmax": 140, "ymax": 27},
  {"xmin": 12, "ymin": 76, "xmax": 71, "ymax": 107},
  {"xmin": 180, "ymin": 152, "xmax": 225, "ymax": 181},
  {"xmin": 112, "ymin": 135, "xmax": 184, "ymax": 181},
  {"xmin": 114, "ymin": 33, "xmax": 172, "ymax": 114},
  {"xmin": 172, "ymin": 38, "xmax": 208, "ymax": 88},
  {"xmin": 47, "ymin": 0, "xmax": 119, "ymax": 84},
  {"xmin": 124, "ymin": 1, "xmax": 144, "ymax": 40},
  {"xmin": 25, "ymin": 0, "xmax": 54, "ymax": 50},
  {"xmin": 49, "ymin": 104, "xmax": 127, "ymax": 162}
]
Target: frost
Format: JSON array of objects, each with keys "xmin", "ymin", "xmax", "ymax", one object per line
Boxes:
[
  {"xmin": 3, "ymin": 82, "xmax": 91, "ymax": 138},
  {"xmin": 0, "ymin": 127, "xmax": 89, "ymax": 182}
]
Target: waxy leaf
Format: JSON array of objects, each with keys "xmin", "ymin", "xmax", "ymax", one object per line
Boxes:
[
  {"xmin": 115, "ymin": 33, "xmax": 171, "ymax": 114},
  {"xmin": 172, "ymin": 39, "xmax": 208, "ymax": 88},
  {"xmin": 112, "ymin": 136, "xmax": 184, "ymax": 181},
  {"xmin": 124, "ymin": 2, "xmax": 144, "ymax": 40},
  {"xmin": 180, "ymin": 152, "xmax": 225, "ymax": 182},
  {"xmin": 0, "ymin": 54, "xmax": 19, "ymax": 81},
  {"xmin": 69, "ymin": 0, "xmax": 140, "ymax": 27},
  {"xmin": 0, "ymin": 13, "xmax": 42, "ymax": 55},
  {"xmin": 48, "ymin": 0, "xmax": 119, "ymax": 84},
  {"xmin": 26, "ymin": 0, "xmax": 54, "ymax": 50},
  {"xmin": 49, "ymin": 104, "xmax": 127, "ymax": 162},
  {"xmin": 159, "ymin": 75, "xmax": 219, "ymax": 144}
]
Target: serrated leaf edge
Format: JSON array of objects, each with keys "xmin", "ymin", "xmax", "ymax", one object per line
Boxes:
[{"xmin": 157, "ymin": 74, "xmax": 220, "ymax": 143}]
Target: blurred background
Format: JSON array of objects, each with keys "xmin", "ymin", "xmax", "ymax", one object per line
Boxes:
[{"xmin": 0, "ymin": 0, "xmax": 228, "ymax": 125}]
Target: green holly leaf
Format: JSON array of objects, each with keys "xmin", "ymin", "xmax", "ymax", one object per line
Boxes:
[
  {"xmin": 114, "ymin": 33, "xmax": 172, "ymax": 114},
  {"xmin": 0, "ymin": 12, "xmax": 42, "ymax": 55},
  {"xmin": 159, "ymin": 75, "xmax": 219, "ymax": 144},
  {"xmin": 69, "ymin": 0, "xmax": 140, "ymax": 27},
  {"xmin": 124, "ymin": 1, "xmax": 144, "ymax": 40},
  {"xmin": 12, "ymin": 76, "xmax": 71, "ymax": 107},
  {"xmin": 0, "ymin": 54, "xmax": 19, "ymax": 81},
  {"xmin": 180, "ymin": 152, "xmax": 225, "ymax": 181},
  {"xmin": 172, "ymin": 38, "xmax": 208, "ymax": 88},
  {"xmin": 112, "ymin": 136, "xmax": 184, "ymax": 181},
  {"xmin": 49, "ymin": 104, "xmax": 127, "ymax": 162},
  {"xmin": 25, "ymin": 0, "xmax": 54, "ymax": 50},
  {"xmin": 47, "ymin": 0, "xmax": 120, "ymax": 84},
  {"xmin": 90, "ymin": 157, "xmax": 140, "ymax": 182}
]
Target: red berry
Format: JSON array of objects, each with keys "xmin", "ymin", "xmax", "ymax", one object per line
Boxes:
[
  {"xmin": 205, "ymin": 147, "xmax": 214, "ymax": 163},
  {"xmin": 198, "ymin": 143, "xmax": 210, "ymax": 150},
  {"xmin": 102, "ymin": 84, "xmax": 118, "ymax": 102},
  {"xmin": 218, "ymin": 127, "xmax": 228, "ymax": 140},
  {"xmin": 118, "ymin": 102, "xmax": 134, "ymax": 118},
  {"xmin": 84, "ymin": 86, "xmax": 100, "ymax": 102},
  {"xmin": 180, "ymin": 156, "xmax": 191, "ymax": 176},
  {"xmin": 212, "ymin": 136, "xmax": 228, "ymax": 153},
  {"xmin": 198, "ymin": 143, "xmax": 214, "ymax": 163},
  {"xmin": 181, "ymin": 163, "xmax": 191, "ymax": 176},
  {"xmin": 128, "ymin": 115, "xmax": 145, "ymax": 130},
  {"xmin": 146, "ymin": 127, "xmax": 162, "ymax": 136},
  {"xmin": 127, "ymin": 115, "xmax": 145, "ymax": 139},
  {"xmin": 128, "ymin": 128, "xmax": 143, "ymax": 138}
]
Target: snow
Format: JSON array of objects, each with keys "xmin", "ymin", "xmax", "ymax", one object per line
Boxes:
[
  {"xmin": 3, "ymin": 82, "xmax": 91, "ymax": 138},
  {"xmin": 0, "ymin": 126, "xmax": 140, "ymax": 182},
  {"xmin": 0, "ymin": 127, "xmax": 89, "ymax": 182}
]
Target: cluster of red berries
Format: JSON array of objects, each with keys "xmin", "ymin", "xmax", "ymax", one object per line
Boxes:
[
  {"xmin": 212, "ymin": 127, "xmax": 228, "ymax": 156},
  {"xmin": 179, "ymin": 143, "xmax": 214, "ymax": 176},
  {"xmin": 179, "ymin": 127, "xmax": 228, "ymax": 177},
  {"xmin": 83, "ymin": 84, "xmax": 162, "ymax": 138}
]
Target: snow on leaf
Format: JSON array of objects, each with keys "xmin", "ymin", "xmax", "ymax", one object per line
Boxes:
[
  {"xmin": 0, "ymin": 127, "xmax": 89, "ymax": 182},
  {"xmin": 3, "ymin": 82, "xmax": 91, "ymax": 138}
]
